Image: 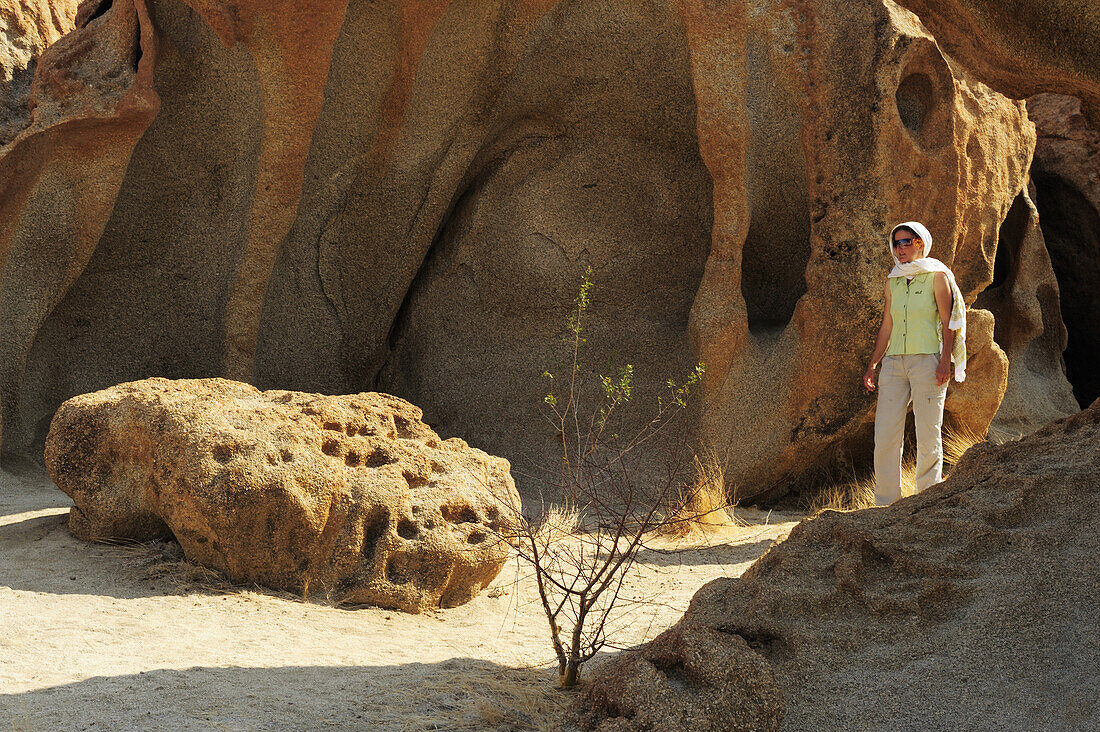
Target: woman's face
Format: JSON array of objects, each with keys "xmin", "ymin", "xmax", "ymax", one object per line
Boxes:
[{"xmin": 893, "ymin": 230, "xmax": 921, "ymax": 263}]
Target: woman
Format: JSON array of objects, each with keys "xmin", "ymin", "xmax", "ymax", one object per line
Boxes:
[{"xmin": 863, "ymin": 221, "xmax": 967, "ymax": 506}]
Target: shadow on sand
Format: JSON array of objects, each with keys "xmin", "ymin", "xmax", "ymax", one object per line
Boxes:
[
  {"xmin": 634, "ymin": 536, "xmax": 778, "ymax": 568},
  {"xmin": 0, "ymin": 659, "xmax": 568, "ymax": 731}
]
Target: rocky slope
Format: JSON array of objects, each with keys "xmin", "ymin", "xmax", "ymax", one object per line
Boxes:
[{"xmin": 573, "ymin": 399, "xmax": 1100, "ymax": 729}]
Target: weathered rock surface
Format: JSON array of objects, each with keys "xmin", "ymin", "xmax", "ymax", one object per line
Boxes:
[
  {"xmin": 694, "ymin": 0, "xmax": 1028, "ymax": 502},
  {"xmin": 1027, "ymin": 93, "xmax": 1100, "ymax": 411},
  {"xmin": 0, "ymin": 0, "xmax": 159, "ymax": 458},
  {"xmin": 0, "ymin": 0, "xmax": 78, "ymax": 144},
  {"xmin": 564, "ymin": 623, "xmax": 784, "ymax": 732},
  {"xmin": 0, "ymin": 0, "xmax": 1089, "ymax": 506},
  {"xmin": 575, "ymin": 400, "xmax": 1100, "ymax": 728},
  {"xmin": 894, "ymin": 0, "xmax": 1100, "ymax": 127},
  {"xmin": 976, "ymin": 181, "xmax": 1079, "ymax": 437},
  {"xmin": 45, "ymin": 378, "xmax": 520, "ymax": 613}
]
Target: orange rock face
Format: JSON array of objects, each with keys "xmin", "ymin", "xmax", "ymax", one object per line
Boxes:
[
  {"xmin": 691, "ymin": 0, "xmax": 1030, "ymax": 502},
  {"xmin": 0, "ymin": 0, "xmax": 1088, "ymax": 504},
  {"xmin": 0, "ymin": 0, "xmax": 80, "ymax": 143},
  {"xmin": 45, "ymin": 378, "xmax": 519, "ymax": 612},
  {"xmin": 0, "ymin": 0, "xmax": 159, "ymax": 458},
  {"xmin": 893, "ymin": 0, "xmax": 1100, "ymax": 127}
]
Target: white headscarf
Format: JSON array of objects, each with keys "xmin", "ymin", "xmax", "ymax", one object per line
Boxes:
[{"xmin": 887, "ymin": 221, "xmax": 967, "ymax": 382}]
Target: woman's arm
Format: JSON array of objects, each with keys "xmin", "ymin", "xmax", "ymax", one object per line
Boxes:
[
  {"xmin": 934, "ymin": 272, "xmax": 955, "ymax": 386},
  {"xmin": 864, "ymin": 281, "xmax": 893, "ymax": 391}
]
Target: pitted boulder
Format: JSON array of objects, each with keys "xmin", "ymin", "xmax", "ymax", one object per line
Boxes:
[{"xmin": 44, "ymin": 377, "xmax": 520, "ymax": 613}]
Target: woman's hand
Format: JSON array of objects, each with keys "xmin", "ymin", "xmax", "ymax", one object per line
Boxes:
[
  {"xmin": 864, "ymin": 365, "xmax": 877, "ymax": 391},
  {"xmin": 936, "ymin": 357, "xmax": 951, "ymax": 386}
]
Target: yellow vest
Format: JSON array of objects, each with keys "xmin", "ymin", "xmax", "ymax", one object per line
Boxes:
[{"xmin": 885, "ymin": 272, "xmax": 942, "ymax": 356}]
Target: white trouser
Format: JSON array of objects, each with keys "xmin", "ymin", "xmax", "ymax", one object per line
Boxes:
[{"xmin": 873, "ymin": 354, "xmax": 948, "ymax": 505}]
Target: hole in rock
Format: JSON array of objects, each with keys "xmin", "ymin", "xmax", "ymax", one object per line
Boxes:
[
  {"xmin": 1032, "ymin": 171, "xmax": 1100, "ymax": 407},
  {"xmin": 402, "ymin": 469, "xmax": 428, "ymax": 489},
  {"xmin": 321, "ymin": 438, "xmax": 341, "ymax": 457},
  {"xmin": 83, "ymin": 0, "xmax": 112, "ymax": 26},
  {"xmin": 896, "ymin": 73, "xmax": 934, "ymax": 135},
  {"xmin": 393, "ymin": 415, "xmax": 415, "ymax": 438},
  {"xmin": 441, "ymin": 505, "xmax": 479, "ymax": 524},
  {"xmin": 466, "ymin": 531, "xmax": 485, "ymax": 545},
  {"xmin": 280, "ymin": 449, "xmax": 294, "ymax": 462},
  {"xmin": 211, "ymin": 444, "xmax": 233, "ymax": 463},
  {"xmin": 386, "ymin": 556, "xmax": 411, "ymax": 584},
  {"xmin": 976, "ymin": 192, "xmax": 1030, "ymax": 347},
  {"xmin": 364, "ymin": 448, "xmax": 396, "ymax": 467},
  {"xmin": 991, "ymin": 193, "xmax": 1028, "ymax": 291},
  {"xmin": 344, "ymin": 451, "xmax": 360, "ymax": 467},
  {"xmin": 132, "ymin": 25, "xmax": 142, "ymax": 71},
  {"xmin": 361, "ymin": 508, "xmax": 389, "ymax": 566},
  {"xmin": 743, "ymin": 29, "xmax": 810, "ymax": 333},
  {"xmin": 323, "ymin": 421, "xmax": 342, "ymax": 432},
  {"xmin": 397, "ymin": 519, "xmax": 419, "ymax": 540}
]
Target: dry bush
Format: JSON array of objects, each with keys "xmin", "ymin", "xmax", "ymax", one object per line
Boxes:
[{"xmin": 503, "ymin": 267, "xmax": 706, "ymax": 688}]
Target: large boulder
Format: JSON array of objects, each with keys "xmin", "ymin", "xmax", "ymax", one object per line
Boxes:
[
  {"xmin": 44, "ymin": 378, "xmax": 520, "ymax": 613},
  {"xmin": 575, "ymin": 400, "xmax": 1100, "ymax": 728}
]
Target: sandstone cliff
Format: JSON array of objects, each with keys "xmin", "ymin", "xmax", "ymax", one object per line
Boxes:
[{"xmin": 0, "ymin": 0, "xmax": 1093, "ymax": 504}]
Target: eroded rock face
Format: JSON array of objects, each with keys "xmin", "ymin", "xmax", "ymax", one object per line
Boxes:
[
  {"xmin": 45, "ymin": 378, "xmax": 520, "ymax": 612},
  {"xmin": 564, "ymin": 623, "xmax": 784, "ymax": 732},
  {"xmin": 574, "ymin": 400, "xmax": 1100, "ymax": 728},
  {"xmin": 893, "ymin": 0, "xmax": 1100, "ymax": 127},
  {"xmin": 0, "ymin": 0, "xmax": 1081, "ymax": 506},
  {"xmin": 0, "ymin": 0, "xmax": 79, "ymax": 144},
  {"xmin": 692, "ymin": 0, "xmax": 1029, "ymax": 502},
  {"xmin": 1027, "ymin": 93, "xmax": 1100, "ymax": 411},
  {"xmin": 0, "ymin": 0, "xmax": 159, "ymax": 456},
  {"xmin": 975, "ymin": 182, "xmax": 1078, "ymax": 437}
]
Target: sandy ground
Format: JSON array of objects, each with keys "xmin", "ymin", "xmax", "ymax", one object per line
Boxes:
[{"xmin": 0, "ymin": 466, "xmax": 799, "ymax": 731}]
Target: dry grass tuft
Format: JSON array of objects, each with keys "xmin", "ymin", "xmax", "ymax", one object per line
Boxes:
[
  {"xmin": 656, "ymin": 452, "xmax": 745, "ymax": 545},
  {"xmin": 810, "ymin": 427, "xmax": 987, "ymax": 513},
  {"xmin": 532, "ymin": 503, "xmax": 582, "ymax": 544},
  {"xmin": 943, "ymin": 425, "xmax": 986, "ymax": 470}
]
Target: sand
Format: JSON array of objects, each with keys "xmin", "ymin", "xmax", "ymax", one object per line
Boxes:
[{"xmin": 0, "ymin": 466, "xmax": 798, "ymax": 731}]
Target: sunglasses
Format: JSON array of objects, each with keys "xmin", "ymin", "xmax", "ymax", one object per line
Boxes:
[{"xmin": 892, "ymin": 237, "xmax": 920, "ymax": 248}]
